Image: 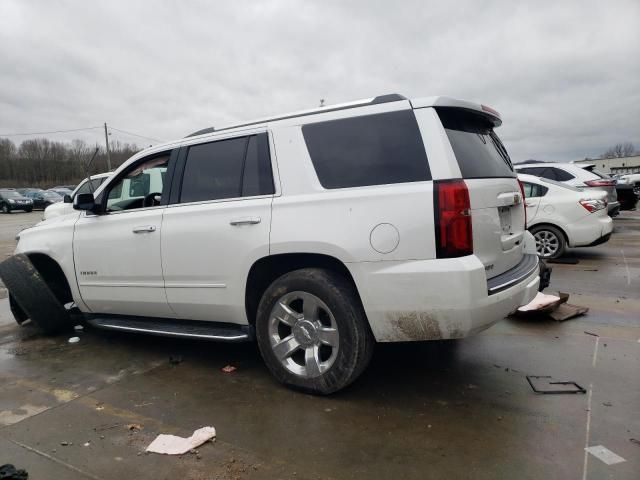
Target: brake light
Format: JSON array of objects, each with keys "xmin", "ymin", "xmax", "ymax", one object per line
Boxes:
[
  {"xmin": 434, "ymin": 180, "xmax": 473, "ymax": 258},
  {"xmin": 518, "ymin": 179, "xmax": 527, "ymax": 227},
  {"xmin": 584, "ymin": 179, "xmax": 616, "ymax": 187},
  {"xmin": 481, "ymin": 104, "xmax": 501, "ymax": 118},
  {"xmin": 579, "ymin": 199, "xmax": 606, "ymax": 213}
]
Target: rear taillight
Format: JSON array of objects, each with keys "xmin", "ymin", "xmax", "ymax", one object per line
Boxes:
[
  {"xmin": 517, "ymin": 179, "xmax": 527, "ymax": 227},
  {"xmin": 434, "ymin": 180, "xmax": 473, "ymax": 258},
  {"xmin": 579, "ymin": 199, "xmax": 606, "ymax": 213},
  {"xmin": 584, "ymin": 179, "xmax": 616, "ymax": 187}
]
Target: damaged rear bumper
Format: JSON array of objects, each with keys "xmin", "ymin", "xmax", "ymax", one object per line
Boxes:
[{"xmin": 349, "ymin": 255, "xmax": 540, "ymax": 342}]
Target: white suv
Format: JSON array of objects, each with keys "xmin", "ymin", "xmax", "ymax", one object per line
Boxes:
[{"xmin": 1, "ymin": 94, "xmax": 540, "ymax": 394}]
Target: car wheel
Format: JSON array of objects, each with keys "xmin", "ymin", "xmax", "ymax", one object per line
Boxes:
[
  {"xmin": 0, "ymin": 254, "xmax": 71, "ymax": 334},
  {"xmin": 1, "ymin": 203, "xmax": 10, "ymax": 214},
  {"xmin": 25, "ymin": 208, "xmax": 32, "ymax": 213},
  {"xmin": 531, "ymin": 225, "xmax": 566, "ymax": 259},
  {"xmin": 256, "ymin": 268, "xmax": 374, "ymax": 395}
]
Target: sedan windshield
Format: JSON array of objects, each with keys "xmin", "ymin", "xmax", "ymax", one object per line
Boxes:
[{"xmin": 0, "ymin": 190, "xmax": 22, "ymax": 198}]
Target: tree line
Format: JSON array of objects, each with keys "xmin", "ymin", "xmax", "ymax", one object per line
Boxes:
[{"xmin": 0, "ymin": 138, "xmax": 140, "ymax": 188}]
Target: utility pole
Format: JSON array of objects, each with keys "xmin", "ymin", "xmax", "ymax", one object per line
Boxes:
[{"xmin": 103, "ymin": 122, "xmax": 112, "ymax": 171}]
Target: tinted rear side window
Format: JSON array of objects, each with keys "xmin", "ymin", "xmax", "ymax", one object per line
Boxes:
[
  {"xmin": 181, "ymin": 137, "xmax": 247, "ymax": 203},
  {"xmin": 438, "ymin": 108, "xmax": 515, "ymax": 179},
  {"xmin": 302, "ymin": 110, "xmax": 430, "ymax": 189},
  {"xmin": 180, "ymin": 133, "xmax": 274, "ymax": 203}
]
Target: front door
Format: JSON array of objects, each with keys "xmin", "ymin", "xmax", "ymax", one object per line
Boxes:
[{"xmin": 73, "ymin": 151, "xmax": 176, "ymax": 318}]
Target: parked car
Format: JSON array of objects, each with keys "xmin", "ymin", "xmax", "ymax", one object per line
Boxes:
[
  {"xmin": 616, "ymin": 183, "xmax": 639, "ymax": 210},
  {"xmin": 514, "ymin": 162, "xmax": 620, "ymax": 216},
  {"xmin": 44, "ymin": 173, "xmax": 112, "ymax": 220},
  {"xmin": 617, "ymin": 173, "xmax": 640, "ymax": 191},
  {"xmin": 1, "ymin": 94, "xmax": 541, "ymax": 394},
  {"xmin": 16, "ymin": 187, "xmax": 43, "ymax": 196},
  {"xmin": 0, "ymin": 189, "xmax": 33, "ymax": 213},
  {"xmin": 24, "ymin": 190, "xmax": 63, "ymax": 210},
  {"xmin": 519, "ymin": 174, "xmax": 613, "ymax": 258},
  {"xmin": 48, "ymin": 187, "xmax": 73, "ymax": 197}
]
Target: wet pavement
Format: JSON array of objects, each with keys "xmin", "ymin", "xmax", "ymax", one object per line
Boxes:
[{"xmin": 0, "ymin": 211, "xmax": 638, "ymax": 479}]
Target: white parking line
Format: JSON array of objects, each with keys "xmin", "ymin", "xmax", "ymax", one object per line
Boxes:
[{"xmin": 621, "ymin": 249, "xmax": 631, "ymax": 286}]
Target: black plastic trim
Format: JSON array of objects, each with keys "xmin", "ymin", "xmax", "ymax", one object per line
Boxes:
[{"xmin": 487, "ymin": 253, "xmax": 539, "ymax": 295}]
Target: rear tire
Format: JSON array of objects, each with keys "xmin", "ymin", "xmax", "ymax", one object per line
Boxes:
[
  {"xmin": 531, "ymin": 225, "xmax": 566, "ymax": 259},
  {"xmin": 256, "ymin": 268, "xmax": 374, "ymax": 395},
  {"xmin": 25, "ymin": 208, "xmax": 33, "ymax": 213}
]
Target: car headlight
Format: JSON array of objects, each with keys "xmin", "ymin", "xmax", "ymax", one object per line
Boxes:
[{"xmin": 8, "ymin": 199, "xmax": 15, "ymax": 203}]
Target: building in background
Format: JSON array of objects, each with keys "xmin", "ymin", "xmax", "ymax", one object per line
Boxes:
[{"xmin": 574, "ymin": 155, "xmax": 640, "ymax": 175}]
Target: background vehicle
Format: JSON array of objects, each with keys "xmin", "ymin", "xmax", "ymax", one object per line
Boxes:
[
  {"xmin": 0, "ymin": 189, "xmax": 33, "ymax": 213},
  {"xmin": 48, "ymin": 187, "xmax": 73, "ymax": 197},
  {"xmin": 16, "ymin": 187, "xmax": 43, "ymax": 196},
  {"xmin": 4, "ymin": 94, "xmax": 540, "ymax": 394},
  {"xmin": 519, "ymin": 174, "xmax": 613, "ymax": 258},
  {"xmin": 24, "ymin": 190, "xmax": 63, "ymax": 209},
  {"xmin": 616, "ymin": 183, "xmax": 639, "ymax": 210},
  {"xmin": 514, "ymin": 162, "xmax": 619, "ymax": 216},
  {"xmin": 44, "ymin": 173, "xmax": 112, "ymax": 220}
]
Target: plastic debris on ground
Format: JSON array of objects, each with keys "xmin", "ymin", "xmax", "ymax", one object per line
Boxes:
[
  {"xmin": 511, "ymin": 291, "xmax": 588, "ymax": 321},
  {"xmin": 584, "ymin": 445, "xmax": 626, "ymax": 465},
  {"xmin": 146, "ymin": 426, "xmax": 216, "ymax": 455},
  {"xmin": 221, "ymin": 365, "xmax": 237, "ymax": 373},
  {"xmin": 68, "ymin": 337, "xmax": 80, "ymax": 344}
]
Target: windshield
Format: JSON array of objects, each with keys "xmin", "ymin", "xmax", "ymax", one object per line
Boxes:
[
  {"xmin": 0, "ymin": 190, "xmax": 22, "ymax": 198},
  {"xmin": 437, "ymin": 107, "xmax": 515, "ymax": 178},
  {"xmin": 43, "ymin": 192, "xmax": 62, "ymax": 199}
]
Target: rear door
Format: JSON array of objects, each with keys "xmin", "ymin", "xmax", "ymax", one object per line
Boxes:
[
  {"xmin": 436, "ymin": 108, "xmax": 526, "ymax": 278},
  {"xmin": 161, "ymin": 132, "xmax": 275, "ymax": 324}
]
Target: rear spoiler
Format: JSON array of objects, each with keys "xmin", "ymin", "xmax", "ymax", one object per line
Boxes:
[{"xmin": 410, "ymin": 96, "xmax": 502, "ymax": 127}]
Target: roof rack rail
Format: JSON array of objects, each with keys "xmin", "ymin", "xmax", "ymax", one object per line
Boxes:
[{"xmin": 184, "ymin": 93, "xmax": 407, "ymax": 138}]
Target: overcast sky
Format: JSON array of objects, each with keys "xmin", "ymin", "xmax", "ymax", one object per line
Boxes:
[{"xmin": 1, "ymin": 0, "xmax": 638, "ymax": 162}]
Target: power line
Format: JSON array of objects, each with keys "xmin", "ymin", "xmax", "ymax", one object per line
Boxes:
[
  {"xmin": 109, "ymin": 127, "xmax": 164, "ymax": 143},
  {"xmin": 0, "ymin": 126, "xmax": 103, "ymax": 137}
]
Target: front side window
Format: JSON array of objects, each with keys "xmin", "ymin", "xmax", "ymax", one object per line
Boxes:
[
  {"xmin": 302, "ymin": 110, "xmax": 430, "ymax": 189},
  {"xmin": 104, "ymin": 154, "xmax": 170, "ymax": 212},
  {"xmin": 75, "ymin": 177, "xmax": 107, "ymax": 197},
  {"xmin": 179, "ymin": 133, "xmax": 274, "ymax": 203}
]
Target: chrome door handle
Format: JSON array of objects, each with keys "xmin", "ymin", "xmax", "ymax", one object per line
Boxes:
[
  {"xmin": 229, "ymin": 217, "xmax": 261, "ymax": 226},
  {"xmin": 132, "ymin": 225, "xmax": 156, "ymax": 233}
]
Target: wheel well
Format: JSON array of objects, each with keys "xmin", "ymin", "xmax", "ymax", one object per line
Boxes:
[
  {"xmin": 27, "ymin": 254, "xmax": 73, "ymax": 305},
  {"xmin": 529, "ymin": 223, "xmax": 569, "ymax": 244},
  {"xmin": 245, "ymin": 253, "xmax": 363, "ymax": 325}
]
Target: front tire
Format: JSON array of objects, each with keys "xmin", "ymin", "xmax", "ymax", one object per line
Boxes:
[
  {"xmin": 1, "ymin": 203, "xmax": 10, "ymax": 214},
  {"xmin": 256, "ymin": 268, "xmax": 374, "ymax": 395},
  {"xmin": 531, "ymin": 225, "xmax": 566, "ymax": 259}
]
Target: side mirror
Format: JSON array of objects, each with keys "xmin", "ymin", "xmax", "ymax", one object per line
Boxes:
[
  {"xmin": 73, "ymin": 193, "xmax": 97, "ymax": 212},
  {"xmin": 63, "ymin": 194, "xmax": 72, "ymax": 203}
]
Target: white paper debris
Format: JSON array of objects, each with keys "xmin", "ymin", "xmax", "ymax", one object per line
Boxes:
[
  {"xmin": 585, "ymin": 445, "xmax": 626, "ymax": 465},
  {"xmin": 517, "ymin": 292, "xmax": 561, "ymax": 312},
  {"xmin": 74, "ymin": 325, "xmax": 84, "ymax": 331},
  {"xmin": 146, "ymin": 426, "xmax": 216, "ymax": 455},
  {"xmin": 68, "ymin": 337, "xmax": 80, "ymax": 344}
]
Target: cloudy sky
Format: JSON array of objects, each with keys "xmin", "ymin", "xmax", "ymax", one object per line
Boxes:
[{"xmin": 1, "ymin": 0, "xmax": 638, "ymax": 162}]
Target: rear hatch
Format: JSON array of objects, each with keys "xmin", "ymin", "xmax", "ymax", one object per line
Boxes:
[{"xmin": 437, "ymin": 107, "xmax": 526, "ymax": 279}]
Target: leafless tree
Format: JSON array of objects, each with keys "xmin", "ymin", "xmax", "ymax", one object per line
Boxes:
[{"xmin": 601, "ymin": 142, "xmax": 636, "ymax": 158}]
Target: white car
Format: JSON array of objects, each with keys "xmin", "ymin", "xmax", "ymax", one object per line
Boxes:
[
  {"xmin": 43, "ymin": 173, "xmax": 112, "ymax": 220},
  {"xmin": 519, "ymin": 174, "xmax": 613, "ymax": 258},
  {"xmin": 514, "ymin": 162, "xmax": 620, "ymax": 216},
  {"xmin": 1, "ymin": 94, "xmax": 540, "ymax": 394}
]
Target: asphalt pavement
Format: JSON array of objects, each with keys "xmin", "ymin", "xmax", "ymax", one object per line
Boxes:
[{"xmin": 0, "ymin": 210, "xmax": 638, "ymax": 479}]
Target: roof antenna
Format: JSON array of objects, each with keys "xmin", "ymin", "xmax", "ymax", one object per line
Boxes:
[{"xmin": 319, "ymin": 99, "xmax": 325, "ymax": 108}]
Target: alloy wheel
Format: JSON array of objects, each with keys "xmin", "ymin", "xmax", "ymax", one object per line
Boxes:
[
  {"xmin": 267, "ymin": 291, "xmax": 339, "ymax": 378},
  {"xmin": 534, "ymin": 230, "xmax": 560, "ymax": 258}
]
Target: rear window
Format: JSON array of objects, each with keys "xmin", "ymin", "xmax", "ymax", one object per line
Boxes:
[
  {"xmin": 438, "ymin": 108, "xmax": 515, "ymax": 179},
  {"xmin": 302, "ymin": 110, "xmax": 430, "ymax": 189}
]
